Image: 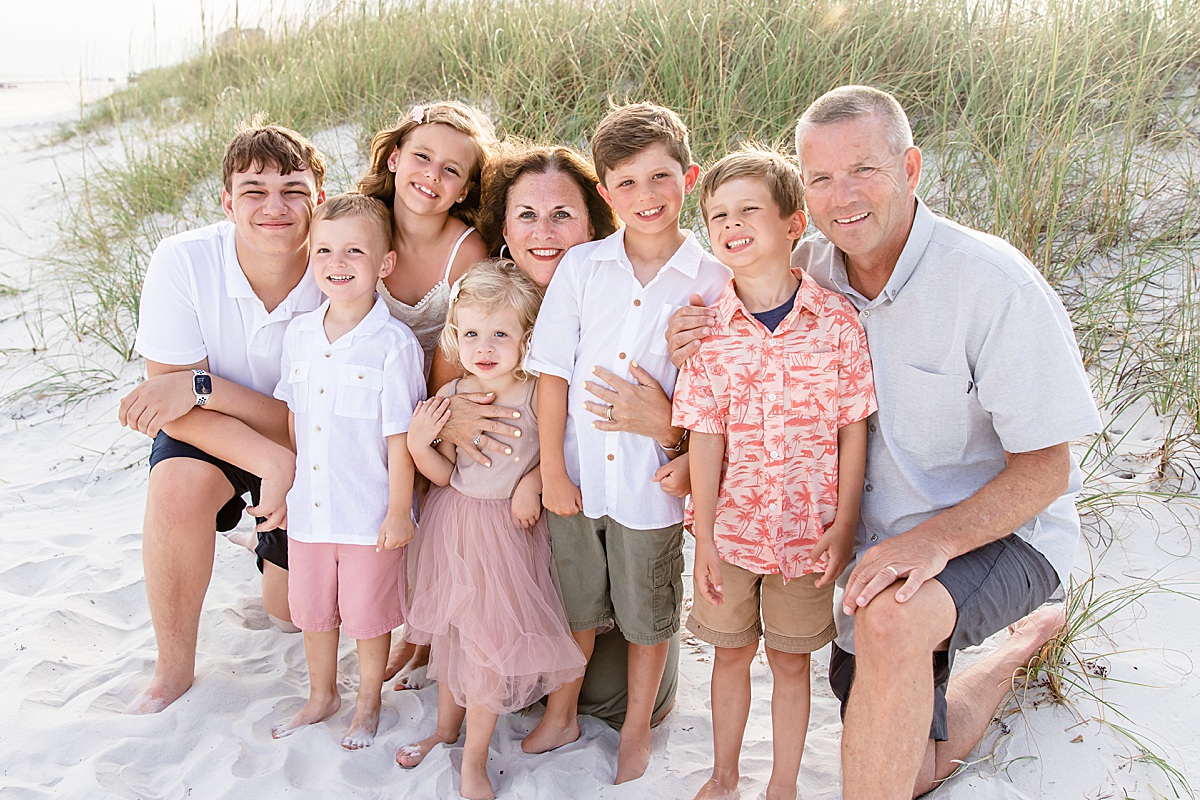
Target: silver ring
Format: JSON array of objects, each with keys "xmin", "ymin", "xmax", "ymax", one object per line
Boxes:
[
  {"xmin": 606, "ymin": 405, "xmax": 614, "ymax": 422},
  {"xmin": 885, "ymin": 565, "xmax": 900, "ymax": 578},
  {"xmin": 472, "ymin": 435, "xmax": 482, "ymax": 448}
]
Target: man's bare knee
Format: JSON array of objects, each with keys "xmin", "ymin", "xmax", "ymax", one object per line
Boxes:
[
  {"xmin": 855, "ymin": 585, "xmax": 954, "ymax": 659},
  {"xmin": 145, "ymin": 459, "xmax": 233, "ymax": 533}
]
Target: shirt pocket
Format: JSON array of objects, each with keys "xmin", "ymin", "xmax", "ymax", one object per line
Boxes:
[
  {"xmin": 334, "ymin": 364, "xmax": 384, "ymax": 420},
  {"xmin": 287, "ymin": 361, "xmax": 310, "ymax": 414},
  {"xmin": 889, "ymin": 365, "xmax": 969, "ymax": 457},
  {"xmin": 648, "ymin": 303, "xmax": 676, "ymax": 356}
]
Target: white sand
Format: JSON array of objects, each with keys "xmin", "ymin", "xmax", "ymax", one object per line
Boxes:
[{"xmin": 1, "ymin": 106, "xmax": 1196, "ymax": 799}]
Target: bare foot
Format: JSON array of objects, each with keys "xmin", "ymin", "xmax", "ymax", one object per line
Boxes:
[
  {"xmin": 394, "ymin": 661, "xmax": 429, "ymax": 691},
  {"xmin": 694, "ymin": 776, "xmax": 739, "ymax": 799},
  {"xmin": 615, "ymin": 726, "xmax": 651, "ymax": 784},
  {"xmin": 271, "ymin": 693, "xmax": 342, "ymax": 739},
  {"xmin": 396, "ymin": 731, "xmax": 457, "ymax": 768},
  {"xmin": 222, "ymin": 528, "xmax": 257, "ymax": 552},
  {"xmin": 521, "ymin": 714, "xmax": 580, "ymax": 754},
  {"xmin": 342, "ymin": 698, "xmax": 381, "ymax": 750},
  {"xmin": 125, "ymin": 674, "xmax": 193, "ymax": 714},
  {"xmin": 764, "ymin": 777, "xmax": 796, "ymax": 800},
  {"xmin": 460, "ymin": 758, "xmax": 496, "ymax": 799},
  {"xmin": 384, "ymin": 637, "xmax": 417, "ymax": 682},
  {"xmin": 1004, "ymin": 605, "xmax": 1068, "ymax": 672}
]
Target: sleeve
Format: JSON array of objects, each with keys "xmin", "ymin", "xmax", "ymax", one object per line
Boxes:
[
  {"xmin": 672, "ymin": 349, "xmax": 725, "ymax": 434},
  {"xmin": 972, "ymin": 278, "xmax": 1101, "ymax": 453},
  {"xmin": 133, "ymin": 237, "xmax": 208, "ymax": 365},
  {"xmin": 836, "ymin": 314, "xmax": 878, "ymax": 428},
  {"xmin": 381, "ymin": 329, "xmax": 427, "ymax": 436},
  {"xmin": 525, "ymin": 252, "xmax": 583, "ymax": 381}
]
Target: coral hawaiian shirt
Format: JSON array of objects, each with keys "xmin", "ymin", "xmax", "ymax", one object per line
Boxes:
[{"xmin": 673, "ymin": 270, "xmax": 876, "ymax": 579}]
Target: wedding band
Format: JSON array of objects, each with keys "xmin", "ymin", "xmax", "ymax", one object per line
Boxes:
[
  {"xmin": 885, "ymin": 565, "xmax": 900, "ymax": 578},
  {"xmin": 472, "ymin": 435, "xmax": 482, "ymax": 448},
  {"xmin": 606, "ymin": 405, "xmax": 614, "ymax": 422}
]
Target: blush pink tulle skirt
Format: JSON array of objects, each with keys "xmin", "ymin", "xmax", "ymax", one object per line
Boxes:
[{"xmin": 407, "ymin": 485, "xmax": 586, "ymax": 713}]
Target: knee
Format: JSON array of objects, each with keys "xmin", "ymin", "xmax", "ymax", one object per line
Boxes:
[
  {"xmin": 854, "ymin": 589, "xmax": 939, "ymax": 657},
  {"xmin": 713, "ymin": 642, "xmax": 758, "ymax": 670},
  {"xmin": 145, "ymin": 460, "xmax": 230, "ymax": 531},
  {"xmin": 765, "ymin": 649, "xmax": 810, "ymax": 684}
]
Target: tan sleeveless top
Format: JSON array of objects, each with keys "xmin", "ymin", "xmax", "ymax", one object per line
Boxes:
[
  {"xmin": 449, "ymin": 378, "xmax": 540, "ymax": 501},
  {"xmin": 379, "ymin": 226, "xmax": 475, "ymax": 378}
]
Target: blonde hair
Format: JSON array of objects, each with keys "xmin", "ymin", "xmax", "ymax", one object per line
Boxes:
[
  {"xmin": 439, "ymin": 259, "xmax": 544, "ymax": 381},
  {"xmin": 591, "ymin": 102, "xmax": 692, "ymax": 185},
  {"xmin": 312, "ymin": 192, "xmax": 393, "ymax": 250},
  {"xmin": 699, "ymin": 146, "xmax": 805, "ymax": 221},
  {"xmin": 357, "ymin": 101, "xmax": 497, "ymax": 225}
]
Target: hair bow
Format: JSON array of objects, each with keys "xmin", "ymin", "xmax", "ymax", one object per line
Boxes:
[{"xmin": 411, "ymin": 105, "xmax": 425, "ymax": 124}]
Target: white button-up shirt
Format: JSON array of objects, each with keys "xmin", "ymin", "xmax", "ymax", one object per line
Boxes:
[
  {"xmin": 274, "ymin": 297, "xmax": 426, "ymax": 545},
  {"xmin": 135, "ymin": 221, "xmax": 322, "ymax": 394},
  {"xmin": 527, "ymin": 229, "xmax": 731, "ymax": 530},
  {"xmin": 793, "ymin": 199, "xmax": 1101, "ymax": 652}
]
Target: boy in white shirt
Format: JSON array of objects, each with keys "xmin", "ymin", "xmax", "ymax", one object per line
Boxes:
[
  {"xmin": 526, "ymin": 103, "xmax": 730, "ymax": 783},
  {"xmin": 263, "ymin": 192, "xmax": 425, "ymax": 749}
]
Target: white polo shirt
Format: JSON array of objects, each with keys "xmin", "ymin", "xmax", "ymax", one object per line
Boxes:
[
  {"xmin": 527, "ymin": 229, "xmax": 731, "ymax": 530},
  {"xmin": 274, "ymin": 297, "xmax": 426, "ymax": 545},
  {"xmin": 792, "ymin": 199, "xmax": 1101, "ymax": 652},
  {"xmin": 134, "ymin": 221, "xmax": 322, "ymax": 395}
]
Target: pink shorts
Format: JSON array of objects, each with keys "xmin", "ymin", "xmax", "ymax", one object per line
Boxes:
[{"xmin": 287, "ymin": 540, "xmax": 406, "ymax": 639}]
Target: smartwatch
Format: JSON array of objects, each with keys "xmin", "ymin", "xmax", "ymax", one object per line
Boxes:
[{"xmin": 192, "ymin": 369, "xmax": 213, "ymax": 407}]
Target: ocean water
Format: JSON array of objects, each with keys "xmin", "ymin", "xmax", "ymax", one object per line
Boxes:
[{"xmin": 1, "ymin": 0, "xmax": 313, "ymax": 126}]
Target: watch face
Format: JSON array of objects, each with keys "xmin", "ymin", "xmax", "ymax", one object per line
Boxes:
[{"xmin": 194, "ymin": 374, "xmax": 213, "ymax": 395}]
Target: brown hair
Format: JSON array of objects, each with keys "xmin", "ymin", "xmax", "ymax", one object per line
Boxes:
[
  {"xmin": 699, "ymin": 146, "xmax": 805, "ymax": 221},
  {"xmin": 590, "ymin": 102, "xmax": 692, "ymax": 185},
  {"xmin": 478, "ymin": 141, "xmax": 619, "ymax": 255},
  {"xmin": 222, "ymin": 117, "xmax": 326, "ymax": 192},
  {"xmin": 794, "ymin": 85, "xmax": 914, "ymax": 157},
  {"xmin": 311, "ymin": 192, "xmax": 393, "ymax": 250},
  {"xmin": 357, "ymin": 101, "xmax": 496, "ymax": 226},
  {"xmin": 439, "ymin": 259, "xmax": 544, "ymax": 382}
]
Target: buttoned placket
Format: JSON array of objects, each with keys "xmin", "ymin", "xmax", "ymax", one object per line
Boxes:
[
  {"xmin": 602, "ymin": 278, "xmax": 654, "ymax": 511},
  {"xmin": 305, "ymin": 328, "xmax": 359, "ymax": 535}
]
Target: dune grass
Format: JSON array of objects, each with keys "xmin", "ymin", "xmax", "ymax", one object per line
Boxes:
[{"xmin": 44, "ymin": 0, "xmax": 1200, "ymax": 791}]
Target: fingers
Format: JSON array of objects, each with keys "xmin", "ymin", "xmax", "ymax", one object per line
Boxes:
[
  {"xmin": 250, "ymin": 506, "xmax": 287, "ymax": 532},
  {"xmin": 376, "ymin": 528, "xmax": 387, "ymax": 553},
  {"xmin": 627, "ymin": 360, "xmax": 664, "ymax": 390},
  {"xmin": 843, "ymin": 564, "xmax": 900, "ymax": 614},
  {"xmin": 582, "ymin": 398, "xmax": 615, "ymax": 420},
  {"xmin": 893, "ymin": 569, "xmax": 929, "ymax": 603},
  {"xmin": 669, "ymin": 338, "xmax": 702, "ymax": 370},
  {"xmin": 456, "ymin": 391, "xmax": 497, "ymax": 405},
  {"xmin": 581, "ymin": 379, "xmax": 618, "ymax": 406},
  {"xmin": 459, "ymin": 440, "xmax": 492, "ymax": 468}
]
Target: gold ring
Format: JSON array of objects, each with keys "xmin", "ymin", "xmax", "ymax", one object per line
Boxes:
[
  {"xmin": 885, "ymin": 565, "xmax": 900, "ymax": 578},
  {"xmin": 606, "ymin": 405, "xmax": 614, "ymax": 422}
]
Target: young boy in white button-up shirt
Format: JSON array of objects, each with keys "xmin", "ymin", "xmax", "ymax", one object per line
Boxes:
[
  {"xmin": 265, "ymin": 193, "xmax": 425, "ymax": 750},
  {"xmin": 526, "ymin": 103, "xmax": 730, "ymax": 784}
]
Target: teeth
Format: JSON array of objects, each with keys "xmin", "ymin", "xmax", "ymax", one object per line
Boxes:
[
  {"xmin": 328, "ymin": 275, "xmax": 353, "ymax": 283},
  {"xmin": 836, "ymin": 212, "xmax": 868, "ymax": 224},
  {"xmin": 637, "ymin": 206, "xmax": 663, "ymax": 218},
  {"xmin": 414, "ymin": 183, "xmax": 438, "ymax": 198},
  {"xmin": 530, "ymin": 249, "xmax": 560, "ymax": 257},
  {"xmin": 726, "ymin": 237, "xmax": 752, "ymax": 249}
]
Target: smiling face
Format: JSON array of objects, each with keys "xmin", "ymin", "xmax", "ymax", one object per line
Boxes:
[
  {"xmin": 798, "ymin": 114, "xmax": 921, "ymax": 274},
  {"xmin": 222, "ymin": 165, "xmax": 322, "ymax": 261},
  {"xmin": 455, "ymin": 303, "xmax": 524, "ymax": 383},
  {"xmin": 597, "ymin": 142, "xmax": 698, "ymax": 239},
  {"xmin": 704, "ymin": 177, "xmax": 806, "ymax": 274},
  {"xmin": 308, "ymin": 215, "xmax": 395, "ymax": 308},
  {"xmin": 502, "ymin": 169, "xmax": 594, "ymax": 287},
  {"xmin": 387, "ymin": 123, "xmax": 478, "ymax": 218}
]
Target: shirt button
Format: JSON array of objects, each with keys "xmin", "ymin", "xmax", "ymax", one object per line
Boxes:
[
  {"xmin": 607, "ymin": 454, "xmax": 615, "ymax": 461},
  {"xmin": 357, "ymin": 373, "xmax": 365, "ymax": 379},
  {"xmin": 869, "ymin": 424, "xmax": 877, "ymax": 433},
  {"xmin": 314, "ymin": 425, "xmax": 322, "ymax": 432},
  {"xmin": 318, "ymin": 387, "xmax": 325, "ymax": 394},
  {"xmin": 767, "ymin": 393, "xmax": 776, "ymax": 401},
  {"xmin": 862, "ymin": 310, "xmax": 871, "ymax": 318},
  {"xmin": 770, "ymin": 503, "xmax": 778, "ymax": 511},
  {"xmin": 770, "ymin": 450, "xmax": 779, "ymax": 459},
  {"xmin": 864, "ymin": 483, "xmax": 873, "ymax": 492},
  {"xmin": 870, "ymin": 533, "xmax": 878, "ymax": 542},
  {"xmin": 618, "ymin": 352, "xmax": 626, "ymax": 360},
  {"xmin": 633, "ymin": 299, "xmax": 642, "ymax": 307},
  {"xmin": 314, "ymin": 501, "xmax": 321, "ymax": 508},
  {"xmin": 312, "ymin": 464, "xmax": 320, "ymax": 471},
  {"xmin": 324, "ymin": 351, "xmax": 332, "ymax": 358}
]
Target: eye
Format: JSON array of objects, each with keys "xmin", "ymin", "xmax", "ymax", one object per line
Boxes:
[
  {"xmin": 495, "ymin": 330, "xmax": 508, "ymax": 338},
  {"xmin": 517, "ymin": 210, "xmax": 536, "ymax": 220},
  {"xmin": 348, "ymin": 247, "xmax": 363, "ymax": 254},
  {"xmin": 445, "ymin": 166, "xmax": 460, "ymax": 177},
  {"xmin": 809, "ymin": 175, "xmax": 829, "ymax": 185},
  {"xmin": 653, "ymin": 172, "xmax": 669, "ymax": 180},
  {"xmin": 463, "ymin": 330, "xmax": 477, "ymax": 338},
  {"xmin": 856, "ymin": 166, "xmax": 875, "ymax": 175},
  {"xmin": 708, "ymin": 211, "xmax": 726, "ymax": 222},
  {"xmin": 315, "ymin": 246, "xmax": 331, "ymax": 254},
  {"xmin": 285, "ymin": 190, "xmax": 309, "ymax": 196},
  {"xmin": 742, "ymin": 206, "xmax": 760, "ymax": 214},
  {"xmin": 618, "ymin": 179, "xmax": 633, "ymax": 188},
  {"xmin": 414, "ymin": 152, "xmax": 429, "ymax": 161}
]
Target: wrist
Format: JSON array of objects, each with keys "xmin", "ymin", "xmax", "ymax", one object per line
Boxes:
[
  {"xmin": 191, "ymin": 369, "xmax": 212, "ymax": 407},
  {"xmin": 658, "ymin": 427, "xmax": 687, "ymax": 452}
]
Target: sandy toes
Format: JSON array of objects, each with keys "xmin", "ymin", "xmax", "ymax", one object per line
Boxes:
[
  {"xmin": 521, "ymin": 715, "xmax": 580, "ymax": 754},
  {"xmin": 271, "ymin": 694, "xmax": 342, "ymax": 739},
  {"xmin": 693, "ymin": 777, "xmax": 739, "ymax": 799},
  {"xmin": 342, "ymin": 702, "xmax": 380, "ymax": 750},
  {"xmin": 124, "ymin": 676, "xmax": 193, "ymax": 715},
  {"xmin": 394, "ymin": 662, "xmax": 429, "ymax": 691},
  {"xmin": 396, "ymin": 732, "xmax": 456, "ymax": 768}
]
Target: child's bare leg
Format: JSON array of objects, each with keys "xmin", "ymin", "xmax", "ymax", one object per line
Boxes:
[
  {"xmin": 764, "ymin": 648, "xmax": 811, "ymax": 800},
  {"xmin": 694, "ymin": 642, "xmax": 758, "ymax": 799},
  {"xmin": 272, "ymin": 629, "xmax": 342, "ymax": 738},
  {"xmin": 616, "ymin": 639, "xmax": 669, "ymax": 784},
  {"xmin": 522, "ymin": 628, "xmax": 596, "ymax": 754},
  {"xmin": 461, "ymin": 705, "xmax": 499, "ymax": 800},
  {"xmin": 384, "ymin": 627, "xmax": 415, "ymax": 681},
  {"xmin": 344, "ymin": 631, "xmax": 390, "ymax": 750},
  {"xmin": 397, "ymin": 681, "xmax": 465, "ymax": 768}
]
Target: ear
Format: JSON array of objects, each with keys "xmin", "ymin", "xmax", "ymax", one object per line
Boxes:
[
  {"xmin": 903, "ymin": 146, "xmax": 922, "ymax": 193},
  {"xmin": 596, "ymin": 181, "xmax": 615, "ymax": 209},
  {"xmin": 786, "ymin": 209, "xmax": 807, "ymax": 241},
  {"xmin": 315, "ymin": 189, "xmax": 326, "ymax": 206},
  {"xmin": 386, "ymin": 147, "xmax": 400, "ymax": 173},
  {"xmin": 379, "ymin": 250, "xmax": 397, "ymax": 279},
  {"xmin": 221, "ymin": 189, "xmax": 235, "ymax": 222},
  {"xmin": 683, "ymin": 163, "xmax": 701, "ymax": 194}
]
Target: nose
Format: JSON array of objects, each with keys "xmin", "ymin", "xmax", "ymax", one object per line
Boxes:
[
  {"xmin": 534, "ymin": 215, "xmax": 555, "ymax": 239},
  {"xmin": 263, "ymin": 190, "xmax": 287, "ymax": 215}
]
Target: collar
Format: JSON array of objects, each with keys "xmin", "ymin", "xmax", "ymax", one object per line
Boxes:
[
  {"xmin": 816, "ymin": 197, "xmax": 936, "ymax": 305},
  {"xmin": 714, "ymin": 268, "xmax": 822, "ymax": 330},
  {"xmin": 298, "ymin": 295, "xmax": 391, "ymax": 344},
  {"xmin": 591, "ymin": 228, "xmax": 707, "ymax": 280}
]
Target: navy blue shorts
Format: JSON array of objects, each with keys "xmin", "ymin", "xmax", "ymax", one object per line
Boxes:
[
  {"xmin": 148, "ymin": 431, "xmax": 288, "ymax": 572},
  {"xmin": 827, "ymin": 533, "xmax": 1059, "ymax": 741}
]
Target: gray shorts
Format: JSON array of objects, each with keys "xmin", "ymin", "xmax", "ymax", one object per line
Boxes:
[
  {"xmin": 828, "ymin": 533, "xmax": 1059, "ymax": 741},
  {"xmin": 545, "ymin": 512, "xmax": 683, "ymax": 646}
]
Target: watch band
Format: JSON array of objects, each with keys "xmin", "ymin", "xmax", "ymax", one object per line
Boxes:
[{"xmin": 192, "ymin": 369, "xmax": 212, "ymax": 407}]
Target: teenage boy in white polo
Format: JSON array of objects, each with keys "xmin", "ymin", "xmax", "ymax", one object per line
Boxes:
[{"xmin": 118, "ymin": 123, "xmax": 326, "ymax": 714}]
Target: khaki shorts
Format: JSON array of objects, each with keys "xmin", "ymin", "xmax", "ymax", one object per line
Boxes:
[
  {"xmin": 546, "ymin": 512, "xmax": 683, "ymax": 646},
  {"xmin": 687, "ymin": 558, "xmax": 835, "ymax": 654}
]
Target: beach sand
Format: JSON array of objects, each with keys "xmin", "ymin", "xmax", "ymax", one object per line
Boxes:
[{"xmin": 1, "ymin": 99, "xmax": 1196, "ymax": 799}]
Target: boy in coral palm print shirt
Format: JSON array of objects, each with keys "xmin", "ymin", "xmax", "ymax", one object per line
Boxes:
[{"xmin": 672, "ymin": 150, "xmax": 875, "ymax": 799}]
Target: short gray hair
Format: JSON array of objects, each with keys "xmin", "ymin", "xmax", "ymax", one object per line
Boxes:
[{"xmin": 794, "ymin": 86, "xmax": 914, "ymax": 157}]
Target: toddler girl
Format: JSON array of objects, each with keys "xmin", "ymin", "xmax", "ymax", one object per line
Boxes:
[{"xmin": 397, "ymin": 260, "xmax": 586, "ymax": 800}]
